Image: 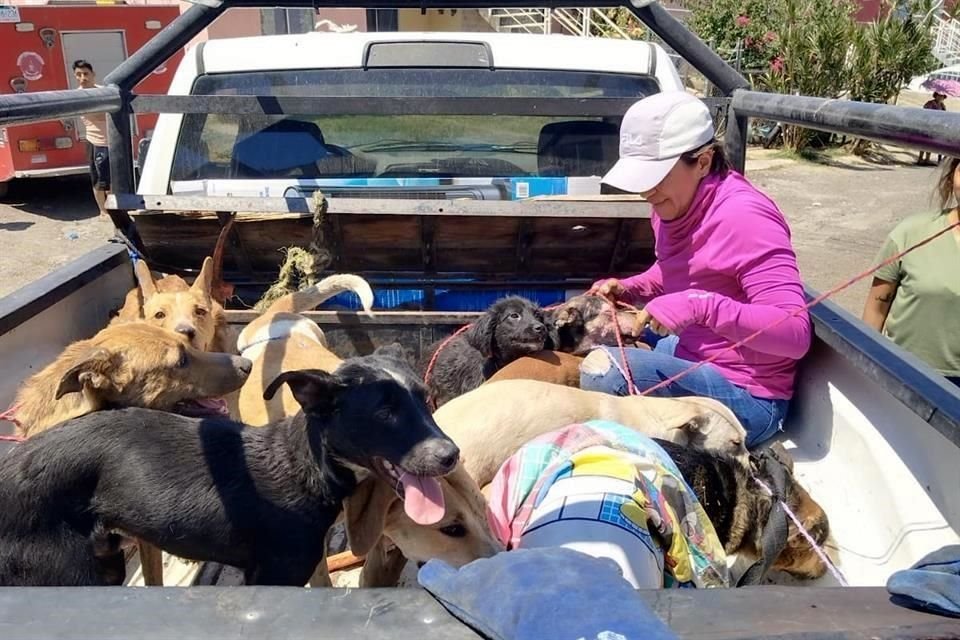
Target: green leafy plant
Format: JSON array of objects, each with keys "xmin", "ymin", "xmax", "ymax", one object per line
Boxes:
[{"xmin": 847, "ymin": 0, "xmax": 938, "ymax": 105}]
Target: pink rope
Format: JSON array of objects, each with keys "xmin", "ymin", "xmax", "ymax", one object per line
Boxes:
[
  {"xmin": 635, "ymin": 220, "xmax": 960, "ymax": 397},
  {"xmin": 0, "ymin": 403, "xmax": 23, "ymax": 443},
  {"xmin": 753, "ymin": 476, "xmax": 849, "ymax": 587},
  {"xmin": 423, "ymin": 323, "xmax": 473, "ymax": 409}
]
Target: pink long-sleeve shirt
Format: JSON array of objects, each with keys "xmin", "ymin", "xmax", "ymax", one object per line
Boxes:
[{"xmin": 616, "ymin": 171, "xmax": 811, "ymax": 400}]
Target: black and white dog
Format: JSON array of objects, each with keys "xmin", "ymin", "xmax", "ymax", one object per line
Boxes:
[{"xmin": 0, "ymin": 347, "xmax": 459, "ymax": 586}]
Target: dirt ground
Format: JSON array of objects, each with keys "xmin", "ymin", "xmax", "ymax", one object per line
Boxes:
[{"xmin": 0, "ymin": 147, "xmax": 944, "ymax": 316}]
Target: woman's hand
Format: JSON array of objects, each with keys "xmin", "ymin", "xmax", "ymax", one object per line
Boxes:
[
  {"xmin": 589, "ymin": 278, "xmax": 626, "ymax": 300},
  {"xmin": 641, "ymin": 290, "xmax": 715, "ymax": 336},
  {"xmin": 632, "ymin": 308, "xmax": 672, "ymax": 336}
]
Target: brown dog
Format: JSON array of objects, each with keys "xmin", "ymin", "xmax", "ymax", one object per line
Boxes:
[
  {"xmin": 343, "ymin": 463, "xmax": 502, "ymax": 586},
  {"xmin": 111, "ymin": 258, "xmax": 228, "ymax": 353},
  {"xmin": 10, "ymin": 323, "xmax": 251, "ymax": 439},
  {"xmin": 7, "ymin": 322, "xmax": 252, "ymax": 587},
  {"xmin": 234, "ymin": 274, "xmax": 376, "ymax": 586},
  {"xmin": 485, "ymin": 351, "xmax": 584, "ymax": 388},
  {"xmin": 234, "ymin": 277, "xmax": 503, "ymax": 585}
]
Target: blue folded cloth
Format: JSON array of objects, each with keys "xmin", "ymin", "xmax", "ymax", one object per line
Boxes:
[
  {"xmin": 887, "ymin": 544, "xmax": 960, "ymax": 618},
  {"xmin": 418, "ymin": 547, "xmax": 678, "ymax": 640}
]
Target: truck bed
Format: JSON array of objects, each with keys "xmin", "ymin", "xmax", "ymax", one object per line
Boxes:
[{"xmin": 1, "ymin": 244, "xmax": 958, "ymax": 638}]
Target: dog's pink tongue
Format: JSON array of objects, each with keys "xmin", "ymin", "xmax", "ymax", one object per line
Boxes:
[
  {"xmin": 400, "ymin": 473, "xmax": 445, "ymax": 525},
  {"xmin": 194, "ymin": 397, "xmax": 229, "ymax": 416}
]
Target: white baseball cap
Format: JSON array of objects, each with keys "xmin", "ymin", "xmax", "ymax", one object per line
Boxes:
[{"xmin": 602, "ymin": 91, "xmax": 716, "ymax": 194}]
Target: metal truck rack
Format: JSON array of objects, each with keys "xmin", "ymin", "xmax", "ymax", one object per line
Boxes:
[{"xmin": 1, "ymin": 2, "xmax": 959, "ymax": 638}]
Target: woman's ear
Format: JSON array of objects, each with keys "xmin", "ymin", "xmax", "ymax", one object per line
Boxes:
[{"xmin": 697, "ymin": 147, "xmax": 715, "ymax": 177}]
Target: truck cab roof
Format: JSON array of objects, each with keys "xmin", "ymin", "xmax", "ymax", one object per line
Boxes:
[{"xmin": 183, "ymin": 31, "xmax": 679, "ymax": 80}]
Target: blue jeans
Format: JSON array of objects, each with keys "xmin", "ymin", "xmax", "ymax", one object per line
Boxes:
[{"xmin": 580, "ymin": 337, "xmax": 788, "ymax": 449}]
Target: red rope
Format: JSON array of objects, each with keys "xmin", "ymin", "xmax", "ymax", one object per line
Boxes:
[
  {"xmin": 424, "ymin": 323, "xmax": 473, "ymax": 408},
  {"xmin": 623, "ymin": 220, "xmax": 960, "ymax": 397},
  {"xmin": 604, "ymin": 297, "xmax": 639, "ymax": 396},
  {"xmin": 0, "ymin": 403, "xmax": 24, "ymax": 443}
]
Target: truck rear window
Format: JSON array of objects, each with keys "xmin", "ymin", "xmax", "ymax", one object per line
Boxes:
[{"xmin": 170, "ymin": 68, "xmax": 658, "ymax": 183}]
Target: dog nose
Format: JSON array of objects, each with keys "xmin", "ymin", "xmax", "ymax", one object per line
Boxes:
[
  {"xmin": 419, "ymin": 438, "xmax": 460, "ymax": 473},
  {"xmin": 435, "ymin": 441, "xmax": 460, "ymax": 471},
  {"xmin": 175, "ymin": 323, "xmax": 197, "ymax": 340},
  {"xmin": 533, "ymin": 323, "xmax": 546, "ymax": 335},
  {"xmin": 233, "ymin": 356, "xmax": 253, "ymax": 375}
]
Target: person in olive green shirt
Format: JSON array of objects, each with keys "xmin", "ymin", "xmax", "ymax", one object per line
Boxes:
[{"xmin": 863, "ymin": 158, "xmax": 960, "ymax": 387}]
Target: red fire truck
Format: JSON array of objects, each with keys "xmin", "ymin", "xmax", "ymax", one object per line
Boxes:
[{"xmin": 0, "ymin": 2, "xmax": 183, "ymax": 197}]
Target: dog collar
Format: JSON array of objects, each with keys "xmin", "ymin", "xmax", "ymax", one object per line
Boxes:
[
  {"xmin": 239, "ymin": 334, "xmax": 287, "ymax": 358},
  {"xmin": 236, "ymin": 319, "xmax": 324, "ymax": 356}
]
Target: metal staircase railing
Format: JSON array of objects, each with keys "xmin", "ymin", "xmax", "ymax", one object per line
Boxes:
[
  {"xmin": 932, "ymin": 13, "xmax": 960, "ymax": 67},
  {"xmin": 480, "ymin": 7, "xmax": 641, "ymax": 38}
]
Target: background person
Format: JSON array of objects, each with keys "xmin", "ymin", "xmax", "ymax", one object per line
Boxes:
[
  {"xmin": 862, "ymin": 158, "xmax": 960, "ymax": 387},
  {"xmin": 73, "ymin": 60, "xmax": 110, "ymax": 218},
  {"xmin": 918, "ymin": 91, "xmax": 946, "ymax": 167}
]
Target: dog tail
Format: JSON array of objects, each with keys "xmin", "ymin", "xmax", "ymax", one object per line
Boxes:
[{"xmin": 263, "ymin": 274, "xmax": 375, "ymax": 316}]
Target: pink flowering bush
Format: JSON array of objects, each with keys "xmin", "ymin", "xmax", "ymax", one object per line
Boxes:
[{"xmin": 688, "ymin": 0, "xmax": 783, "ymax": 80}]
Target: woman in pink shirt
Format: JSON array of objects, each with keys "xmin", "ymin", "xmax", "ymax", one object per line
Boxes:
[{"xmin": 583, "ymin": 91, "xmax": 811, "ymax": 448}]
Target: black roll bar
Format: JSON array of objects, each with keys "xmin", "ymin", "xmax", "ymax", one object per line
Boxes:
[
  {"xmin": 731, "ymin": 90, "xmax": 960, "ymax": 158},
  {"xmin": 104, "ymin": 2, "xmax": 225, "ymax": 91},
  {"xmin": 0, "ymin": 87, "xmax": 121, "ymax": 127}
]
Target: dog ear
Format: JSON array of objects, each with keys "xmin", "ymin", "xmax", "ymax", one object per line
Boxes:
[
  {"xmin": 374, "ymin": 342, "xmax": 407, "ymax": 363},
  {"xmin": 263, "ymin": 369, "xmax": 346, "ymax": 414},
  {"xmin": 55, "ymin": 348, "xmax": 114, "ymax": 399},
  {"xmin": 679, "ymin": 413, "xmax": 712, "ymax": 436},
  {"xmin": 344, "ymin": 476, "xmax": 398, "ymax": 556},
  {"xmin": 191, "ymin": 256, "xmax": 215, "ymax": 298},
  {"xmin": 767, "ymin": 442, "xmax": 795, "ymax": 472},
  {"xmin": 134, "ymin": 259, "xmax": 158, "ymax": 302},
  {"xmin": 468, "ymin": 312, "xmax": 497, "ymax": 358}
]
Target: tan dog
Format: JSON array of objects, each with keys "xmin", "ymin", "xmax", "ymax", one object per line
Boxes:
[
  {"xmin": 234, "ymin": 274, "xmax": 375, "ymax": 427},
  {"xmin": 485, "ymin": 350, "xmax": 584, "ymax": 388},
  {"xmin": 112, "ymin": 258, "xmax": 228, "ymax": 353},
  {"xmin": 10, "ymin": 323, "xmax": 251, "ymax": 439},
  {"xmin": 343, "ymin": 463, "xmax": 502, "ymax": 586},
  {"xmin": 437, "ymin": 380, "xmax": 749, "ymax": 485}
]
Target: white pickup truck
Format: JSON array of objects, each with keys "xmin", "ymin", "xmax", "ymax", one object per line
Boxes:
[{"xmin": 0, "ymin": 28, "xmax": 958, "ymax": 639}]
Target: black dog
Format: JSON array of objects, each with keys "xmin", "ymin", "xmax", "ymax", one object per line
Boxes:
[
  {"xmin": 0, "ymin": 348, "xmax": 459, "ymax": 586},
  {"xmin": 422, "ymin": 296, "xmax": 551, "ymax": 408}
]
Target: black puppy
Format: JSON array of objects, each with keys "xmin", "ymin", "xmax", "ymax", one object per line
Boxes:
[
  {"xmin": 0, "ymin": 348, "xmax": 459, "ymax": 587},
  {"xmin": 422, "ymin": 296, "xmax": 551, "ymax": 408}
]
